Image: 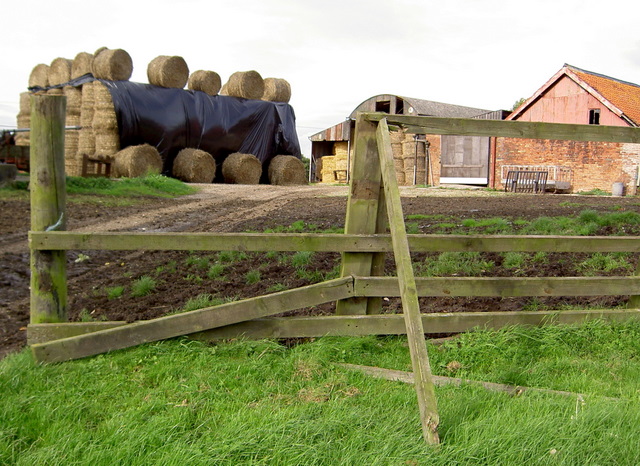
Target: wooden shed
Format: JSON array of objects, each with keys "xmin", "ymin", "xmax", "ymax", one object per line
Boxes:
[
  {"xmin": 495, "ymin": 64, "xmax": 640, "ymax": 194},
  {"xmin": 310, "ymin": 94, "xmax": 505, "ymax": 185}
]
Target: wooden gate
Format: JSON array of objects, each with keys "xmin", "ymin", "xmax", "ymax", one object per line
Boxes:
[{"xmin": 27, "ymin": 95, "xmax": 640, "ymax": 445}]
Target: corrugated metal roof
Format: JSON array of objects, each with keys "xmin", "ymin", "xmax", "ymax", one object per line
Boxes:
[
  {"xmin": 567, "ymin": 65, "xmax": 640, "ymax": 126},
  {"xmin": 399, "ymin": 96, "xmax": 491, "ymax": 118}
]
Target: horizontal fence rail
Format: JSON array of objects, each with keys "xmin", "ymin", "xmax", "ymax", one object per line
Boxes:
[
  {"xmin": 29, "ymin": 231, "xmax": 640, "ymax": 253},
  {"xmin": 364, "ymin": 113, "xmax": 640, "ymax": 143}
]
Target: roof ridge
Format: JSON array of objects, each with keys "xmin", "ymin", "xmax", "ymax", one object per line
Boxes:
[{"xmin": 565, "ymin": 63, "xmax": 640, "ymax": 89}]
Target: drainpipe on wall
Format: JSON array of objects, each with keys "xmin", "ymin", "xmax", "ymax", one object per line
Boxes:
[{"xmin": 489, "ymin": 137, "xmax": 497, "ymax": 188}]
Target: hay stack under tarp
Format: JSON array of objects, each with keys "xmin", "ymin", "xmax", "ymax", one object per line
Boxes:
[
  {"xmin": 147, "ymin": 55, "xmax": 189, "ymax": 89},
  {"xmin": 29, "ymin": 64, "xmax": 49, "ymax": 89},
  {"xmin": 262, "ymin": 78, "xmax": 291, "ymax": 103},
  {"xmin": 92, "ymin": 48, "xmax": 133, "ymax": 81},
  {"xmin": 268, "ymin": 155, "xmax": 306, "ymax": 186},
  {"xmin": 64, "ymin": 86, "xmax": 82, "ymax": 113},
  {"xmin": 48, "ymin": 58, "xmax": 72, "ymax": 86},
  {"xmin": 71, "ymin": 52, "xmax": 94, "ymax": 79},
  {"xmin": 187, "ymin": 70, "xmax": 221, "ymax": 96},
  {"xmin": 79, "ymin": 81, "xmax": 96, "ymax": 156},
  {"xmin": 172, "ymin": 148, "xmax": 216, "ymax": 183},
  {"xmin": 222, "ymin": 152, "xmax": 262, "ymax": 184},
  {"xmin": 226, "ymin": 70, "xmax": 264, "ymax": 100},
  {"xmin": 112, "ymin": 144, "xmax": 163, "ymax": 178},
  {"xmin": 15, "ymin": 92, "xmax": 31, "ymax": 146}
]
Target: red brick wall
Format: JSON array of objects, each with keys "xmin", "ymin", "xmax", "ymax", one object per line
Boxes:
[{"xmin": 495, "ymin": 138, "xmax": 640, "ymax": 194}]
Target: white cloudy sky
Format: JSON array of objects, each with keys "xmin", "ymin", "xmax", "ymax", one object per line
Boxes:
[{"xmin": 1, "ymin": 0, "xmax": 639, "ymax": 156}]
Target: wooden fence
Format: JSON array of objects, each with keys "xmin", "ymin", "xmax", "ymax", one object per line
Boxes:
[{"xmin": 26, "ymin": 95, "xmax": 640, "ymax": 444}]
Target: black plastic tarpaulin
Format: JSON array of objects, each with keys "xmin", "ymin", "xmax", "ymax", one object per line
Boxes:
[
  {"xmin": 102, "ymin": 80, "xmax": 301, "ymax": 181},
  {"xmin": 29, "ymin": 74, "xmax": 302, "ymax": 182}
]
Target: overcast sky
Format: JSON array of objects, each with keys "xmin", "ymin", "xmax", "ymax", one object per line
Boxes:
[{"xmin": 1, "ymin": 0, "xmax": 639, "ymax": 157}]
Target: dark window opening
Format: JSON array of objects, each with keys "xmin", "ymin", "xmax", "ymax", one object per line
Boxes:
[
  {"xmin": 396, "ymin": 98, "xmax": 404, "ymax": 114},
  {"xmin": 589, "ymin": 109, "xmax": 601, "ymax": 125},
  {"xmin": 375, "ymin": 100, "xmax": 391, "ymax": 113}
]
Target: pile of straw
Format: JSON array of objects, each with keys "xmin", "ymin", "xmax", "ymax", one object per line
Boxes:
[
  {"xmin": 48, "ymin": 58, "xmax": 72, "ymax": 86},
  {"xmin": 268, "ymin": 155, "xmax": 306, "ymax": 185},
  {"xmin": 262, "ymin": 78, "xmax": 291, "ymax": 103},
  {"xmin": 225, "ymin": 71, "xmax": 264, "ymax": 100},
  {"xmin": 222, "ymin": 152, "xmax": 262, "ymax": 184},
  {"xmin": 147, "ymin": 55, "xmax": 189, "ymax": 89},
  {"xmin": 172, "ymin": 148, "xmax": 216, "ymax": 183},
  {"xmin": 63, "ymin": 86, "xmax": 82, "ymax": 175},
  {"xmin": 28, "ymin": 64, "xmax": 49, "ymax": 89},
  {"xmin": 92, "ymin": 48, "xmax": 133, "ymax": 81},
  {"xmin": 112, "ymin": 144, "xmax": 163, "ymax": 178},
  {"xmin": 188, "ymin": 70, "xmax": 221, "ymax": 96},
  {"xmin": 320, "ymin": 155, "xmax": 336, "ymax": 182},
  {"xmin": 71, "ymin": 52, "xmax": 94, "ymax": 79}
]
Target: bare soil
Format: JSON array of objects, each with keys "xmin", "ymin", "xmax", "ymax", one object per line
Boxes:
[{"xmin": 2, "ymin": 184, "xmax": 639, "ymax": 359}]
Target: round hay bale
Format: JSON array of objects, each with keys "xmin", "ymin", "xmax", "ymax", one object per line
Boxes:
[
  {"xmin": 172, "ymin": 148, "xmax": 216, "ymax": 183},
  {"xmin": 94, "ymin": 46, "xmax": 108, "ymax": 57},
  {"xmin": 222, "ymin": 152, "xmax": 262, "ymax": 184},
  {"xmin": 48, "ymin": 58, "xmax": 72, "ymax": 86},
  {"xmin": 262, "ymin": 77, "xmax": 291, "ymax": 103},
  {"xmin": 64, "ymin": 86, "xmax": 82, "ymax": 114},
  {"xmin": 187, "ymin": 70, "xmax": 221, "ymax": 95},
  {"xmin": 15, "ymin": 114, "xmax": 30, "ymax": 145},
  {"xmin": 268, "ymin": 155, "xmax": 307, "ymax": 186},
  {"xmin": 92, "ymin": 48, "xmax": 133, "ymax": 81},
  {"xmin": 147, "ymin": 55, "xmax": 189, "ymax": 88},
  {"xmin": 29, "ymin": 63, "xmax": 49, "ymax": 88},
  {"xmin": 113, "ymin": 144, "xmax": 163, "ymax": 178},
  {"xmin": 80, "ymin": 81, "xmax": 95, "ymax": 126},
  {"xmin": 92, "ymin": 82, "xmax": 117, "ymax": 130},
  {"xmin": 19, "ymin": 92, "xmax": 31, "ymax": 114},
  {"xmin": 220, "ymin": 82, "xmax": 228, "ymax": 96},
  {"xmin": 71, "ymin": 52, "xmax": 94, "ymax": 79},
  {"xmin": 78, "ymin": 128, "xmax": 95, "ymax": 155},
  {"xmin": 226, "ymin": 70, "xmax": 264, "ymax": 100}
]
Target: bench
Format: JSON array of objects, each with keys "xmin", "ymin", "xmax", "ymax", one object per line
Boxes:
[{"xmin": 505, "ymin": 170, "xmax": 548, "ymax": 194}]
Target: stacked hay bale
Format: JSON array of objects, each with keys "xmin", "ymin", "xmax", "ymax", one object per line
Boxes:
[
  {"xmin": 63, "ymin": 85, "xmax": 83, "ymax": 175},
  {"xmin": 390, "ymin": 131, "xmax": 406, "ymax": 185},
  {"xmin": 14, "ymin": 93, "xmax": 31, "ymax": 146},
  {"xmin": 112, "ymin": 144, "xmax": 163, "ymax": 178},
  {"xmin": 92, "ymin": 81, "xmax": 120, "ymax": 160},
  {"xmin": 172, "ymin": 148, "xmax": 216, "ymax": 183},
  {"xmin": 71, "ymin": 51, "xmax": 94, "ymax": 79},
  {"xmin": 333, "ymin": 142, "xmax": 349, "ymax": 183},
  {"xmin": 268, "ymin": 155, "xmax": 306, "ymax": 185},
  {"xmin": 78, "ymin": 81, "xmax": 96, "ymax": 162},
  {"xmin": 188, "ymin": 70, "xmax": 222, "ymax": 96},
  {"xmin": 224, "ymin": 71, "xmax": 264, "ymax": 99},
  {"xmin": 28, "ymin": 63, "xmax": 49, "ymax": 91},
  {"xmin": 92, "ymin": 48, "xmax": 133, "ymax": 81},
  {"xmin": 320, "ymin": 155, "xmax": 337, "ymax": 182},
  {"xmin": 148, "ymin": 55, "xmax": 189, "ymax": 88},
  {"xmin": 222, "ymin": 152, "xmax": 262, "ymax": 184},
  {"xmin": 261, "ymin": 78, "xmax": 291, "ymax": 103}
]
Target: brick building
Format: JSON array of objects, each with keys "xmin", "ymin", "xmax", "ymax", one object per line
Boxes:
[{"xmin": 495, "ymin": 64, "xmax": 640, "ymax": 194}]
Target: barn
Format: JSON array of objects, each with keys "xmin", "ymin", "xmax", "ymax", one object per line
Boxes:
[
  {"xmin": 495, "ymin": 64, "xmax": 640, "ymax": 194},
  {"xmin": 309, "ymin": 95, "xmax": 507, "ymax": 185}
]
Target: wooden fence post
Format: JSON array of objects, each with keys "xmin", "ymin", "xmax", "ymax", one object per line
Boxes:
[
  {"xmin": 30, "ymin": 94, "xmax": 67, "ymax": 323},
  {"xmin": 336, "ymin": 112, "xmax": 386, "ymax": 315}
]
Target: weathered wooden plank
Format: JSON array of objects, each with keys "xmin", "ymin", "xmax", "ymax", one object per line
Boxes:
[
  {"xmin": 364, "ymin": 113, "xmax": 640, "ymax": 143},
  {"xmin": 377, "ymin": 118, "xmax": 439, "ymax": 445},
  {"xmin": 30, "ymin": 310, "xmax": 640, "ymax": 343},
  {"xmin": 28, "ymin": 321, "xmax": 128, "ymax": 345},
  {"xmin": 30, "ymin": 231, "xmax": 640, "ymax": 253},
  {"xmin": 29, "ymin": 94, "xmax": 68, "ymax": 324},
  {"xmin": 339, "ymin": 364, "xmax": 619, "ymax": 401},
  {"xmin": 355, "ymin": 276, "xmax": 640, "ymax": 297},
  {"xmin": 337, "ymin": 113, "xmax": 383, "ymax": 315},
  {"xmin": 31, "ymin": 277, "xmax": 354, "ymax": 363}
]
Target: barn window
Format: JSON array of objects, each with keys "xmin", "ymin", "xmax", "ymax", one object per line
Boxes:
[
  {"xmin": 375, "ymin": 100, "xmax": 391, "ymax": 113},
  {"xmin": 396, "ymin": 98, "xmax": 405, "ymax": 114},
  {"xmin": 589, "ymin": 109, "xmax": 601, "ymax": 125}
]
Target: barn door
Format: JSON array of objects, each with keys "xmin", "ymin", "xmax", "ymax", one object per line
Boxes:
[{"xmin": 440, "ymin": 135, "xmax": 490, "ymax": 185}]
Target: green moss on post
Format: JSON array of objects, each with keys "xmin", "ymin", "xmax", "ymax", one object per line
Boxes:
[{"xmin": 30, "ymin": 95, "xmax": 67, "ymax": 324}]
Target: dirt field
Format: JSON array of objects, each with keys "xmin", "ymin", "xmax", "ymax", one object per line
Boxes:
[{"xmin": 2, "ymin": 184, "xmax": 640, "ymax": 359}]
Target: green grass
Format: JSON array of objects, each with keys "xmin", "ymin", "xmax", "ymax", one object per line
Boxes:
[
  {"xmin": 416, "ymin": 252, "xmax": 495, "ymax": 277},
  {"xmin": 130, "ymin": 275, "xmax": 157, "ymax": 297},
  {"xmin": 245, "ymin": 269, "xmax": 261, "ymax": 285},
  {"xmin": 105, "ymin": 286, "xmax": 125, "ymax": 300},
  {"xmin": 1, "ymin": 320, "xmax": 639, "ymax": 464}
]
